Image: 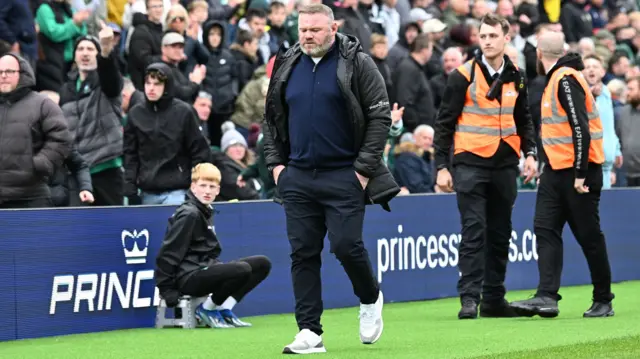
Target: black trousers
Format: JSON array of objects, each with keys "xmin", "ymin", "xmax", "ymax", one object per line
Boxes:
[
  {"xmin": 91, "ymin": 167, "xmax": 124, "ymax": 206},
  {"xmin": 180, "ymin": 255, "xmax": 271, "ymax": 305},
  {"xmin": 453, "ymin": 164, "xmax": 518, "ymax": 303},
  {"xmin": 534, "ymin": 167, "xmax": 614, "ymax": 302},
  {"xmin": 280, "ymin": 166, "xmax": 380, "ymax": 336},
  {"xmin": 0, "ymin": 197, "xmax": 53, "ymax": 209}
]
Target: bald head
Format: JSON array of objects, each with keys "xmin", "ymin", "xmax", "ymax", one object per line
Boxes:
[
  {"xmin": 537, "ymin": 31, "xmax": 566, "ymax": 60},
  {"xmin": 443, "ymin": 47, "xmax": 464, "ymax": 73},
  {"xmin": 0, "ymin": 55, "xmax": 20, "ymax": 93}
]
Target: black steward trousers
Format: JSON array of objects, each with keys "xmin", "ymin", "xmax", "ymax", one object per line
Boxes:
[
  {"xmin": 180, "ymin": 255, "xmax": 271, "ymax": 305},
  {"xmin": 453, "ymin": 164, "xmax": 518, "ymax": 303},
  {"xmin": 534, "ymin": 167, "xmax": 614, "ymax": 302},
  {"xmin": 279, "ymin": 166, "xmax": 380, "ymax": 336}
]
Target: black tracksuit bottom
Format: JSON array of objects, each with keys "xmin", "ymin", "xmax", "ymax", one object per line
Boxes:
[
  {"xmin": 534, "ymin": 165, "xmax": 614, "ymax": 302},
  {"xmin": 180, "ymin": 256, "xmax": 272, "ymax": 305},
  {"xmin": 279, "ymin": 165, "xmax": 380, "ymax": 336},
  {"xmin": 453, "ymin": 164, "xmax": 519, "ymax": 304}
]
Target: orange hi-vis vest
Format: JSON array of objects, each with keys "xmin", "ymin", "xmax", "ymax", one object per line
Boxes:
[
  {"xmin": 540, "ymin": 67, "xmax": 604, "ymax": 170},
  {"xmin": 453, "ymin": 60, "xmax": 521, "ymax": 158}
]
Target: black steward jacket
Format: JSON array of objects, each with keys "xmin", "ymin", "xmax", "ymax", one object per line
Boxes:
[{"xmin": 155, "ymin": 190, "xmax": 222, "ymax": 294}]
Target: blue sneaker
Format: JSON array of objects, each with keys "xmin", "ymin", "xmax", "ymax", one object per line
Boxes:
[
  {"xmin": 195, "ymin": 305, "xmax": 234, "ymax": 328},
  {"xmin": 219, "ymin": 309, "xmax": 252, "ymax": 327}
]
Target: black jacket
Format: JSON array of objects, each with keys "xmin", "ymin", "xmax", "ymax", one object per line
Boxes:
[
  {"xmin": 201, "ymin": 20, "xmax": 239, "ymax": 116},
  {"xmin": 48, "ymin": 145, "xmax": 93, "ymax": 206},
  {"xmin": 123, "ymin": 62, "xmax": 211, "ymax": 195},
  {"xmin": 433, "ymin": 51, "xmax": 537, "ymax": 170},
  {"xmin": 211, "ymin": 150, "xmax": 260, "ymax": 201},
  {"xmin": 262, "ymin": 33, "xmax": 400, "ymax": 211},
  {"xmin": 391, "ymin": 55, "xmax": 436, "ymax": 131},
  {"xmin": 128, "ymin": 13, "xmax": 164, "ymax": 90},
  {"xmin": 543, "ymin": 53, "xmax": 593, "ymax": 179},
  {"xmin": 155, "ymin": 190, "xmax": 221, "ymax": 294}
]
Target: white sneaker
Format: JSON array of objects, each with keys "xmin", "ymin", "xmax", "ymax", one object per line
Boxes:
[
  {"xmin": 282, "ymin": 329, "xmax": 327, "ymax": 354},
  {"xmin": 359, "ymin": 290, "xmax": 384, "ymax": 344}
]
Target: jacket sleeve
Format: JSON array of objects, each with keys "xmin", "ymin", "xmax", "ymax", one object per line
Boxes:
[
  {"xmin": 433, "ymin": 70, "xmax": 468, "ymax": 169},
  {"xmin": 353, "ymin": 54, "xmax": 392, "ymax": 178},
  {"xmin": 513, "ymin": 71, "xmax": 538, "ymax": 157},
  {"xmin": 129, "ymin": 27, "xmax": 153, "ymax": 74},
  {"xmin": 123, "ymin": 114, "xmax": 139, "ymax": 195},
  {"xmin": 66, "ymin": 146, "xmax": 93, "ymax": 192},
  {"xmin": 98, "ymin": 51, "xmax": 123, "ymax": 99},
  {"xmin": 262, "ymin": 112, "xmax": 285, "ymax": 170},
  {"xmin": 33, "ymin": 97, "xmax": 72, "ymax": 178},
  {"xmin": 557, "ymin": 74, "xmax": 590, "ymax": 179},
  {"xmin": 155, "ymin": 209, "xmax": 196, "ymax": 292},
  {"xmin": 0, "ymin": 2, "xmax": 16, "ymax": 45},
  {"xmin": 184, "ymin": 107, "xmax": 212, "ymax": 165}
]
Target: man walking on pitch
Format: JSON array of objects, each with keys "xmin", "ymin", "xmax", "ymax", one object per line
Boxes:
[
  {"xmin": 263, "ymin": 3, "xmax": 400, "ymax": 354},
  {"xmin": 433, "ymin": 13, "xmax": 538, "ymax": 320},
  {"xmin": 510, "ymin": 32, "xmax": 615, "ymax": 318}
]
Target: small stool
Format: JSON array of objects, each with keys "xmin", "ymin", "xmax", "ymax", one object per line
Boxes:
[{"xmin": 155, "ymin": 295, "xmax": 206, "ymax": 329}]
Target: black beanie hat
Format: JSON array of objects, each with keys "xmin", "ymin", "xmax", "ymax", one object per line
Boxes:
[{"xmin": 73, "ymin": 35, "xmax": 102, "ymax": 56}]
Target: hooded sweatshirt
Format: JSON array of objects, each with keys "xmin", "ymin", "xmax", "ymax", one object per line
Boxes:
[
  {"xmin": 123, "ymin": 62, "xmax": 211, "ymax": 195},
  {"xmin": 0, "ymin": 53, "xmax": 72, "ymax": 203},
  {"xmin": 201, "ymin": 20, "xmax": 238, "ymax": 116}
]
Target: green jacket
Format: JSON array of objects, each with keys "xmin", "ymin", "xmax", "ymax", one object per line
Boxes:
[{"xmin": 35, "ymin": 3, "xmax": 87, "ymax": 62}]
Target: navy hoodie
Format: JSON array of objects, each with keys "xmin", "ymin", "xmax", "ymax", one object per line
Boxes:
[{"xmin": 285, "ymin": 42, "xmax": 356, "ymax": 170}]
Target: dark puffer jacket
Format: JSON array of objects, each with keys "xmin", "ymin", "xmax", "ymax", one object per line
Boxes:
[
  {"xmin": 0, "ymin": 53, "xmax": 72, "ymax": 204},
  {"xmin": 263, "ymin": 33, "xmax": 401, "ymax": 211}
]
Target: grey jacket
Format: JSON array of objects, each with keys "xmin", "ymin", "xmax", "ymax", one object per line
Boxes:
[{"xmin": 59, "ymin": 52, "xmax": 124, "ymax": 169}]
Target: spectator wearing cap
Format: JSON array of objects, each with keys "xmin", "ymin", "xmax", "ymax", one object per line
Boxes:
[
  {"xmin": 391, "ymin": 125, "xmax": 436, "ymax": 194},
  {"xmin": 201, "ymin": 19, "xmax": 238, "ymax": 147},
  {"xmin": 34, "ymin": 0, "xmax": 89, "ymax": 92},
  {"xmin": 159, "ymin": 31, "xmax": 206, "ymax": 103},
  {"xmin": 193, "ymin": 91, "xmax": 213, "ymax": 143},
  {"xmin": 422, "ymin": 18, "xmax": 447, "ymax": 77},
  {"xmin": 230, "ymin": 29, "xmax": 259, "ymax": 94},
  {"xmin": 128, "ymin": 0, "xmax": 165, "ymax": 90},
  {"xmin": 164, "ymin": 3, "xmax": 209, "ymax": 76},
  {"xmin": 124, "ymin": 62, "xmax": 211, "ymax": 205},
  {"xmin": 0, "ymin": 0, "xmax": 38, "ymax": 65},
  {"xmin": 211, "ymin": 122, "xmax": 260, "ymax": 201},
  {"xmin": 409, "ymin": 8, "xmax": 431, "ymax": 29},
  {"xmin": 391, "ymin": 33, "xmax": 436, "ymax": 131},
  {"xmin": 230, "ymin": 61, "xmax": 270, "ymax": 138},
  {"xmin": 442, "ymin": 0, "xmax": 470, "ymax": 30},
  {"xmin": 58, "ymin": 23, "xmax": 125, "ymax": 206},
  {"xmin": 386, "ymin": 21, "xmax": 420, "ymax": 71}
]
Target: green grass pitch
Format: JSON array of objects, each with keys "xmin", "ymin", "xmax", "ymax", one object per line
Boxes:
[{"xmin": 2, "ymin": 281, "xmax": 639, "ymax": 359}]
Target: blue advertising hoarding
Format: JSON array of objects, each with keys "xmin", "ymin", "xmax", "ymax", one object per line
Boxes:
[{"xmin": 1, "ymin": 190, "xmax": 639, "ymax": 341}]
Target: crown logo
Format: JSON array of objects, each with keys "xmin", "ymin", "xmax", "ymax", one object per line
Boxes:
[{"xmin": 121, "ymin": 229, "xmax": 149, "ymax": 265}]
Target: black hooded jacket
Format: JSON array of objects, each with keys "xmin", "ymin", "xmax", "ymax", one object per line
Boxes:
[
  {"xmin": 0, "ymin": 54, "xmax": 71, "ymax": 204},
  {"xmin": 386, "ymin": 22, "xmax": 421, "ymax": 72},
  {"xmin": 155, "ymin": 190, "xmax": 222, "ymax": 294},
  {"xmin": 263, "ymin": 33, "xmax": 401, "ymax": 211},
  {"xmin": 201, "ymin": 20, "xmax": 238, "ymax": 115},
  {"xmin": 542, "ymin": 53, "xmax": 594, "ymax": 179},
  {"xmin": 128, "ymin": 13, "xmax": 164, "ymax": 90},
  {"xmin": 123, "ymin": 62, "xmax": 211, "ymax": 195}
]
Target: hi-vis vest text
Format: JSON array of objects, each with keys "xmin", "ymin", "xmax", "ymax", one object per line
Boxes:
[
  {"xmin": 540, "ymin": 67, "xmax": 604, "ymax": 170},
  {"xmin": 453, "ymin": 60, "xmax": 521, "ymax": 158}
]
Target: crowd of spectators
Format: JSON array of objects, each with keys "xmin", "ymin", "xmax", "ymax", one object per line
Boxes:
[{"xmin": 1, "ymin": 0, "xmax": 640, "ymax": 208}]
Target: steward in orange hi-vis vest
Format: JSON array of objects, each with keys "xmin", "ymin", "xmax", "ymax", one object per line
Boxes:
[
  {"xmin": 453, "ymin": 60, "xmax": 522, "ymax": 158},
  {"xmin": 509, "ymin": 48, "xmax": 615, "ymax": 319},
  {"xmin": 433, "ymin": 13, "xmax": 539, "ymax": 321},
  {"xmin": 541, "ymin": 66, "xmax": 604, "ymax": 171}
]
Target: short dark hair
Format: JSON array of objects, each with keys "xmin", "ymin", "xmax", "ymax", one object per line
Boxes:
[
  {"xmin": 246, "ymin": 8, "xmax": 267, "ymax": 22},
  {"xmin": 583, "ymin": 54, "xmax": 603, "ymax": 65},
  {"xmin": 235, "ymin": 29, "xmax": 254, "ymax": 46},
  {"xmin": 269, "ymin": 1, "xmax": 286, "ymax": 12},
  {"xmin": 410, "ymin": 33, "xmax": 431, "ymax": 53},
  {"xmin": 479, "ymin": 13, "xmax": 510, "ymax": 35}
]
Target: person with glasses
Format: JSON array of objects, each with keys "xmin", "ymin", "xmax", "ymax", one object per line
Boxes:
[
  {"xmin": 155, "ymin": 163, "xmax": 272, "ymax": 328},
  {"xmin": 0, "ymin": 53, "xmax": 72, "ymax": 208}
]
